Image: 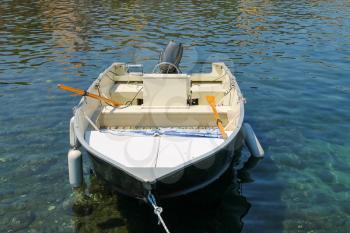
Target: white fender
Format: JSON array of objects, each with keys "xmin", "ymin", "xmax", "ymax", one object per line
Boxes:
[
  {"xmin": 240, "ymin": 123, "xmax": 264, "ymax": 172},
  {"xmin": 68, "ymin": 149, "xmax": 83, "ymax": 188},
  {"xmin": 69, "ymin": 117, "xmax": 78, "ymax": 148},
  {"xmin": 242, "ymin": 123, "xmax": 264, "ymax": 158}
]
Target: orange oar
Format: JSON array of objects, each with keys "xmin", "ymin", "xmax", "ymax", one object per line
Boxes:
[
  {"xmin": 206, "ymin": 96, "xmax": 228, "ymax": 139},
  {"xmin": 57, "ymin": 84, "xmax": 122, "ymax": 107}
]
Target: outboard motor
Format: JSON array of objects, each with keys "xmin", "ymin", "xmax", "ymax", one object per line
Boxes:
[{"xmin": 158, "ymin": 40, "xmax": 183, "ymax": 73}]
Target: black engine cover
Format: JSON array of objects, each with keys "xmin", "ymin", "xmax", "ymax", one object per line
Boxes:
[{"xmin": 159, "ymin": 40, "xmax": 183, "ymax": 73}]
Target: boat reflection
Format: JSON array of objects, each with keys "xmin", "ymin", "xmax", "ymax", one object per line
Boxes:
[{"xmin": 71, "ymin": 158, "xmax": 251, "ymax": 233}]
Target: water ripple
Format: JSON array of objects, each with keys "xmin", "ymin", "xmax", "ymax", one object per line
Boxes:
[{"xmin": 0, "ymin": 0, "xmax": 350, "ymax": 232}]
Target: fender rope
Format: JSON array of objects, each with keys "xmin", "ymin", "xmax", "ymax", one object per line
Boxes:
[{"xmin": 147, "ymin": 192, "xmax": 171, "ymax": 233}]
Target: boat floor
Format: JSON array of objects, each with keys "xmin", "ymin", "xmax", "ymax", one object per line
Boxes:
[{"xmin": 85, "ymin": 129, "xmax": 233, "ymax": 181}]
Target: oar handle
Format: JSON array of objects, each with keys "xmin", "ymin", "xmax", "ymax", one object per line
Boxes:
[
  {"xmin": 57, "ymin": 84, "xmax": 122, "ymax": 107},
  {"xmin": 206, "ymin": 96, "xmax": 228, "ymax": 139}
]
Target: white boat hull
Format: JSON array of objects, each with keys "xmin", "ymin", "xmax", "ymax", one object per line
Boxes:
[{"xmin": 87, "ymin": 130, "xmax": 244, "ymax": 199}]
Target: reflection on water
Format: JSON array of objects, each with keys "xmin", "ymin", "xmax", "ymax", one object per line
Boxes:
[
  {"xmin": 0, "ymin": 0, "xmax": 350, "ymax": 232},
  {"xmin": 0, "ymin": 81, "xmax": 32, "ymax": 85}
]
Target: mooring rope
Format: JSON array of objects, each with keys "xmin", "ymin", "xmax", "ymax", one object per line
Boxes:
[{"xmin": 147, "ymin": 193, "xmax": 171, "ymax": 233}]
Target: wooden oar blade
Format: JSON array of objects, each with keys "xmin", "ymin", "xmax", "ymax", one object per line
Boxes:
[
  {"xmin": 206, "ymin": 95, "xmax": 215, "ymax": 104},
  {"xmin": 206, "ymin": 95, "xmax": 228, "ymax": 140}
]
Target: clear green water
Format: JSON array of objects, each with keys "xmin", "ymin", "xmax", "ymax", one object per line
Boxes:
[{"xmin": 0, "ymin": 0, "xmax": 349, "ymax": 232}]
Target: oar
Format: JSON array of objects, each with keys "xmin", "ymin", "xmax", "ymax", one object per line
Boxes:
[
  {"xmin": 57, "ymin": 84, "xmax": 122, "ymax": 107},
  {"xmin": 206, "ymin": 96, "xmax": 228, "ymax": 139}
]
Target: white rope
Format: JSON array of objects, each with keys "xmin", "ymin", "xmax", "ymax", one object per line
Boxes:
[
  {"xmin": 147, "ymin": 193, "xmax": 171, "ymax": 233},
  {"xmin": 82, "ymin": 111, "xmax": 99, "ymax": 131}
]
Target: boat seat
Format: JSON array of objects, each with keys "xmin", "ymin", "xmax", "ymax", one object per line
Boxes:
[
  {"xmin": 110, "ymin": 83, "xmax": 143, "ymax": 103},
  {"xmin": 191, "ymin": 83, "xmax": 225, "ymax": 105},
  {"xmin": 99, "ymin": 105, "xmax": 233, "ymax": 128}
]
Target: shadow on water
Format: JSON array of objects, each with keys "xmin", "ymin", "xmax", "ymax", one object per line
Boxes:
[
  {"xmin": 0, "ymin": 81, "xmax": 32, "ymax": 85},
  {"xmin": 238, "ymin": 129, "xmax": 287, "ymax": 233},
  {"xmin": 68, "ymin": 148, "xmax": 284, "ymax": 233}
]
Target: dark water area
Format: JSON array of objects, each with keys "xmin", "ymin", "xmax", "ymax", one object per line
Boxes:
[{"xmin": 0, "ymin": 0, "xmax": 349, "ymax": 232}]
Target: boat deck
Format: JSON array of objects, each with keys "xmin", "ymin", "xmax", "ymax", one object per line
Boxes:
[{"xmin": 85, "ymin": 129, "xmax": 233, "ymax": 178}]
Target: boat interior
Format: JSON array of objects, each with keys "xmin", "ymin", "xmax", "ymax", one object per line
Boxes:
[
  {"xmin": 75, "ymin": 62, "xmax": 244, "ymax": 180},
  {"xmin": 90, "ymin": 63, "xmax": 242, "ymax": 129}
]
